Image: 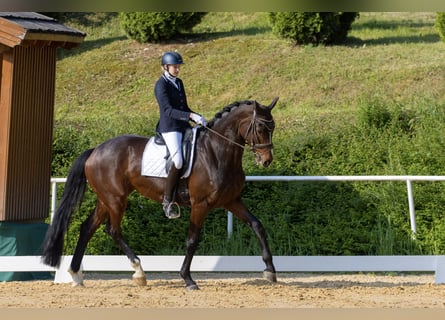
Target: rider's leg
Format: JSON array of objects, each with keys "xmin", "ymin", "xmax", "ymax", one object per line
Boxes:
[{"xmin": 161, "ymin": 131, "xmax": 183, "ymax": 219}]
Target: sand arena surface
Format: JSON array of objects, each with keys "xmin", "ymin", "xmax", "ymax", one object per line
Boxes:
[{"xmin": 1, "ymin": 272, "xmax": 445, "ymax": 308}]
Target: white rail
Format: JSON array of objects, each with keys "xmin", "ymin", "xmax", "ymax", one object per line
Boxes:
[
  {"xmin": 1, "ymin": 255, "xmax": 445, "ymax": 284},
  {"xmin": 51, "ymin": 175, "xmax": 445, "ymax": 236}
]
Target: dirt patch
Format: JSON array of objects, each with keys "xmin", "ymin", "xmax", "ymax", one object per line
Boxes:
[{"xmin": 1, "ymin": 272, "xmax": 445, "ymax": 308}]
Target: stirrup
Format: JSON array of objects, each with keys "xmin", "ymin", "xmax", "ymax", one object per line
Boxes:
[{"xmin": 163, "ymin": 201, "xmax": 181, "ymax": 219}]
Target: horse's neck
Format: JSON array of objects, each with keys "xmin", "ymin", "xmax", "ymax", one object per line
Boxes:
[
  {"xmin": 204, "ymin": 119, "xmax": 246, "ymax": 169},
  {"xmin": 212, "ymin": 109, "xmax": 248, "ymax": 143}
]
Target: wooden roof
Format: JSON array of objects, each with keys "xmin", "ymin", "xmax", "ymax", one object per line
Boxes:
[{"xmin": 0, "ymin": 12, "xmax": 86, "ymax": 49}]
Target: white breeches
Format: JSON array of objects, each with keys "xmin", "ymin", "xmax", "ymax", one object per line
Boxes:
[{"xmin": 161, "ymin": 131, "xmax": 183, "ymax": 169}]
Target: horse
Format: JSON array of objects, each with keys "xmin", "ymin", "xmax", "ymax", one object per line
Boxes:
[{"xmin": 41, "ymin": 97, "xmax": 279, "ymax": 290}]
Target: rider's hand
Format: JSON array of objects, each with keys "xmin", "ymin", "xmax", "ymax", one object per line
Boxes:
[{"xmin": 190, "ymin": 113, "xmax": 207, "ymax": 127}]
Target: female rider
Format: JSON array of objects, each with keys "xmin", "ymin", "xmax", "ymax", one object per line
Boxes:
[{"xmin": 154, "ymin": 51, "xmax": 207, "ymax": 219}]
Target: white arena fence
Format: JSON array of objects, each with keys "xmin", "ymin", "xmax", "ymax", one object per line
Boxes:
[
  {"xmin": 50, "ymin": 175, "xmax": 445, "ymax": 236},
  {"xmin": 1, "ymin": 175, "xmax": 445, "ymax": 284},
  {"xmin": 1, "ymin": 255, "xmax": 445, "ymax": 284}
]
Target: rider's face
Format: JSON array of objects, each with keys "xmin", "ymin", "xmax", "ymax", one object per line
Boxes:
[{"xmin": 166, "ymin": 64, "xmax": 181, "ymax": 77}]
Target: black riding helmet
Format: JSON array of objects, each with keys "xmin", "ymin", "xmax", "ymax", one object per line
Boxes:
[{"xmin": 161, "ymin": 51, "xmax": 183, "ymax": 65}]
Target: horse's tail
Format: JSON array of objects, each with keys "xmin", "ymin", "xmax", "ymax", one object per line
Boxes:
[{"xmin": 41, "ymin": 148, "xmax": 95, "ymax": 267}]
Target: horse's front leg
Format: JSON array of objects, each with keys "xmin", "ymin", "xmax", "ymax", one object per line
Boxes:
[
  {"xmin": 226, "ymin": 199, "xmax": 277, "ymax": 282},
  {"xmin": 179, "ymin": 209, "xmax": 207, "ymax": 290}
]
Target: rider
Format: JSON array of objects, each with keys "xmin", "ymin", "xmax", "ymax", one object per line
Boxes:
[{"xmin": 154, "ymin": 51, "xmax": 207, "ymax": 219}]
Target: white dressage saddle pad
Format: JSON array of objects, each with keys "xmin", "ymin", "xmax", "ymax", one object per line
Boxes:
[{"xmin": 141, "ymin": 127, "xmax": 198, "ymax": 178}]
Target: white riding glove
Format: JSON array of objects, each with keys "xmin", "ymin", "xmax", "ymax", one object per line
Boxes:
[{"xmin": 190, "ymin": 113, "xmax": 207, "ymax": 127}]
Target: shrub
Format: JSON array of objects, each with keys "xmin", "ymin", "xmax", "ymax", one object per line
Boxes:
[
  {"xmin": 436, "ymin": 12, "xmax": 445, "ymax": 43},
  {"xmin": 119, "ymin": 12, "xmax": 207, "ymax": 43},
  {"xmin": 52, "ymin": 125, "xmax": 91, "ymax": 177},
  {"xmin": 268, "ymin": 12, "xmax": 359, "ymax": 45}
]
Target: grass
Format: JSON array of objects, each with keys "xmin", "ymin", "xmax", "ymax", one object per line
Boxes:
[{"xmin": 54, "ymin": 12, "xmax": 444, "ymax": 145}]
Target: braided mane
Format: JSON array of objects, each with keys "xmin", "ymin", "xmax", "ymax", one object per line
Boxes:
[{"xmin": 207, "ymin": 100, "xmax": 254, "ymax": 128}]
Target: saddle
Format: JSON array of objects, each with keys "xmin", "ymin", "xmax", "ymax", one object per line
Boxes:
[
  {"xmin": 141, "ymin": 127, "xmax": 199, "ymax": 179},
  {"xmin": 154, "ymin": 127, "xmax": 195, "ymax": 175}
]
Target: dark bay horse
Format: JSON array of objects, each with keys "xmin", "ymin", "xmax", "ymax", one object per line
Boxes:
[{"xmin": 42, "ymin": 97, "xmax": 279, "ymax": 290}]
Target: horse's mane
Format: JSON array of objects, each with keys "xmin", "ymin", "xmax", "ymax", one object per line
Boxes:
[{"xmin": 207, "ymin": 100, "xmax": 254, "ymax": 128}]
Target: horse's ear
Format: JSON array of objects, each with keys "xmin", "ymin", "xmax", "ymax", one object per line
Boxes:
[{"xmin": 268, "ymin": 97, "xmax": 279, "ymax": 110}]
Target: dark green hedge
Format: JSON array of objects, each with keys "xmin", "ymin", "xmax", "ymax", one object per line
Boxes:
[
  {"xmin": 119, "ymin": 12, "xmax": 207, "ymax": 43},
  {"xmin": 436, "ymin": 12, "xmax": 445, "ymax": 43},
  {"xmin": 268, "ymin": 12, "xmax": 359, "ymax": 45}
]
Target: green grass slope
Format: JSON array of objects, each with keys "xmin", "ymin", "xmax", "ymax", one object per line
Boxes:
[{"xmin": 55, "ymin": 12, "xmax": 444, "ymax": 139}]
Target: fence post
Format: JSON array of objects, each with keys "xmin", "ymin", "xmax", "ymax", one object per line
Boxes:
[
  {"xmin": 434, "ymin": 255, "xmax": 445, "ymax": 284},
  {"xmin": 406, "ymin": 179, "xmax": 417, "ymax": 237},
  {"xmin": 227, "ymin": 211, "xmax": 233, "ymax": 239},
  {"xmin": 51, "ymin": 180, "xmax": 57, "ymax": 224}
]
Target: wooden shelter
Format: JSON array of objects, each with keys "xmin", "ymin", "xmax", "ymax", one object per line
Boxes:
[
  {"xmin": 0, "ymin": 12, "xmax": 85, "ymax": 222},
  {"xmin": 0, "ymin": 12, "xmax": 85, "ymax": 281}
]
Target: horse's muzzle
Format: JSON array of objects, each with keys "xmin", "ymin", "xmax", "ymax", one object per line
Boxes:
[
  {"xmin": 255, "ymin": 150, "xmax": 273, "ymax": 167},
  {"xmin": 262, "ymin": 159, "xmax": 272, "ymax": 168}
]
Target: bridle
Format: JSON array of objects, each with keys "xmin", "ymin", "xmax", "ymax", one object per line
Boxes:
[
  {"xmin": 205, "ymin": 108, "xmax": 275, "ymax": 155},
  {"xmin": 244, "ymin": 109, "xmax": 274, "ymax": 151}
]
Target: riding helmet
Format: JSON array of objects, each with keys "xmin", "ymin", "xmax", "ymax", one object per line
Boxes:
[{"xmin": 161, "ymin": 52, "xmax": 184, "ymax": 65}]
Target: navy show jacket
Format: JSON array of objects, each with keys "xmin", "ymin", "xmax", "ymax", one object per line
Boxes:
[{"xmin": 154, "ymin": 75, "xmax": 195, "ymax": 133}]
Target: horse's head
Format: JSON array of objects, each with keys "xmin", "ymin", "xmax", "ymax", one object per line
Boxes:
[{"xmin": 242, "ymin": 97, "xmax": 278, "ymax": 167}]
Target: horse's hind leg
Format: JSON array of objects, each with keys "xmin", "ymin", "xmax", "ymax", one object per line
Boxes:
[
  {"xmin": 69, "ymin": 206, "xmax": 106, "ymax": 286},
  {"xmin": 104, "ymin": 220, "xmax": 147, "ymax": 286},
  {"xmin": 103, "ymin": 199, "xmax": 147, "ymax": 286}
]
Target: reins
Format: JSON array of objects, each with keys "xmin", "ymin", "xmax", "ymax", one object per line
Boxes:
[
  {"xmin": 205, "ymin": 126, "xmax": 248, "ymax": 150},
  {"xmin": 204, "ymin": 107, "xmax": 274, "ymax": 152}
]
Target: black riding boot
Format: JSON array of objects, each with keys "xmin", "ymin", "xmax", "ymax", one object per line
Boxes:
[{"xmin": 163, "ymin": 165, "xmax": 181, "ymax": 219}]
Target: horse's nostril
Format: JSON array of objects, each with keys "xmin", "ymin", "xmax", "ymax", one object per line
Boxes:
[{"xmin": 263, "ymin": 160, "xmax": 271, "ymax": 167}]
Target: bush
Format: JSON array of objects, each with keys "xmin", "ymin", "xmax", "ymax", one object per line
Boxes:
[
  {"xmin": 119, "ymin": 12, "xmax": 207, "ymax": 43},
  {"xmin": 268, "ymin": 12, "xmax": 359, "ymax": 45},
  {"xmin": 436, "ymin": 12, "xmax": 445, "ymax": 43},
  {"xmin": 52, "ymin": 125, "xmax": 91, "ymax": 177}
]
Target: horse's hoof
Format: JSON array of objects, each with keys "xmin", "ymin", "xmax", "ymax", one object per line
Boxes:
[
  {"xmin": 186, "ymin": 284, "xmax": 200, "ymax": 291},
  {"xmin": 71, "ymin": 281, "xmax": 84, "ymax": 288},
  {"xmin": 133, "ymin": 276, "xmax": 147, "ymax": 286},
  {"xmin": 263, "ymin": 271, "xmax": 277, "ymax": 283},
  {"xmin": 68, "ymin": 268, "xmax": 84, "ymax": 287}
]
